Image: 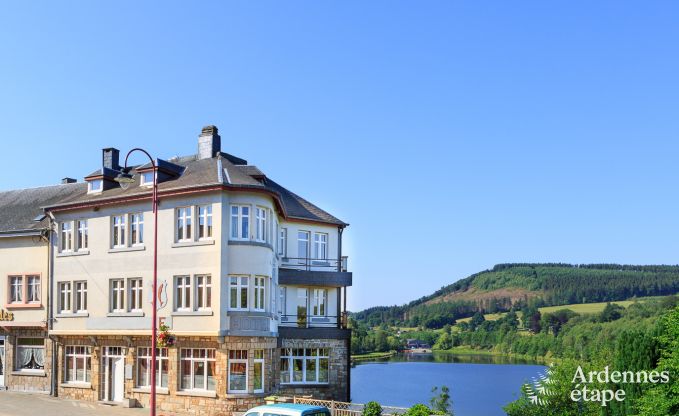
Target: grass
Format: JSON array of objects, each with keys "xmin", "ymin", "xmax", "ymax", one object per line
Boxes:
[
  {"xmin": 351, "ymin": 350, "xmax": 397, "ymax": 362},
  {"xmin": 457, "ymin": 295, "xmax": 664, "ymax": 323}
]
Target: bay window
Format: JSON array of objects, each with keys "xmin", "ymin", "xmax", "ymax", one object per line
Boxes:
[
  {"xmin": 64, "ymin": 346, "xmax": 91, "ymax": 384},
  {"xmin": 137, "ymin": 347, "xmax": 168, "ymax": 388},
  {"xmin": 254, "ymin": 277, "xmax": 266, "ymax": 311},
  {"xmin": 229, "ymin": 276, "xmax": 249, "ymax": 310},
  {"xmin": 180, "ymin": 348, "xmax": 216, "ymax": 391},
  {"xmin": 230, "ymin": 205, "xmax": 250, "ymax": 240},
  {"xmin": 255, "ymin": 207, "xmax": 267, "ymax": 242},
  {"xmin": 228, "ymin": 350, "xmax": 248, "ymax": 393}
]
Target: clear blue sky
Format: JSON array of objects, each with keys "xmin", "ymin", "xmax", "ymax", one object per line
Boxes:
[{"xmin": 2, "ymin": 2, "xmax": 679, "ymax": 310}]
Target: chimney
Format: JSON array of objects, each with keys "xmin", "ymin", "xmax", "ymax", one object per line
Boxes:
[
  {"xmin": 102, "ymin": 148, "xmax": 120, "ymax": 171},
  {"xmin": 197, "ymin": 125, "xmax": 221, "ymax": 159},
  {"xmin": 61, "ymin": 177, "xmax": 77, "ymax": 184}
]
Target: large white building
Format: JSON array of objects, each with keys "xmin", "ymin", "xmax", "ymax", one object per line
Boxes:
[{"xmin": 0, "ymin": 126, "xmax": 352, "ymax": 415}]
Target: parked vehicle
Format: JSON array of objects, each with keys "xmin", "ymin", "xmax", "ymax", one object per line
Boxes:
[{"xmin": 244, "ymin": 404, "xmax": 331, "ymax": 416}]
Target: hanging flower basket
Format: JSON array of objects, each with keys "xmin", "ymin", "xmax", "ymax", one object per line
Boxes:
[{"xmin": 157, "ymin": 323, "xmax": 176, "ymax": 347}]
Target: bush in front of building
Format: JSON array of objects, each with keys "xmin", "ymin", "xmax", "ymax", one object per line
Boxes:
[{"xmin": 362, "ymin": 401, "xmax": 383, "ymax": 416}]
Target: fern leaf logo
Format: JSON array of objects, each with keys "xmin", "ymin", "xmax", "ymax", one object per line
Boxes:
[{"xmin": 525, "ymin": 363, "xmax": 555, "ymax": 406}]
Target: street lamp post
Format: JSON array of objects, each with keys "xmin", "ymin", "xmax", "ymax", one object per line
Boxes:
[{"xmin": 115, "ymin": 148, "xmax": 158, "ymax": 416}]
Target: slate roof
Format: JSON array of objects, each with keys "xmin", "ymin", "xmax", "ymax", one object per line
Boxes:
[
  {"xmin": 43, "ymin": 153, "xmax": 347, "ymax": 226},
  {"xmin": 0, "ymin": 182, "xmax": 87, "ymax": 234}
]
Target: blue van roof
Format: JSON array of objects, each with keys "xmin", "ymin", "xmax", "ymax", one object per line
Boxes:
[{"xmin": 254, "ymin": 404, "xmax": 329, "ymax": 413}]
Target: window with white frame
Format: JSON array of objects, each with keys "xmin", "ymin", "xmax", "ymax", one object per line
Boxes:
[
  {"xmin": 140, "ymin": 171, "xmax": 156, "ymax": 187},
  {"xmin": 230, "ymin": 205, "xmax": 250, "ymax": 240},
  {"xmin": 279, "ymin": 228, "xmax": 287, "ymax": 257},
  {"xmin": 64, "ymin": 346, "xmax": 91, "ymax": 383},
  {"xmin": 253, "ymin": 276, "xmax": 266, "ymax": 311},
  {"xmin": 255, "ymin": 207, "xmax": 267, "ymax": 242},
  {"xmin": 59, "ymin": 282, "xmax": 71, "ymax": 313},
  {"xmin": 180, "ymin": 348, "xmax": 216, "ymax": 391},
  {"xmin": 130, "ymin": 213, "xmax": 144, "ymax": 246},
  {"xmin": 136, "ymin": 347, "xmax": 168, "ymax": 388},
  {"xmin": 175, "ymin": 275, "xmax": 191, "ymax": 311},
  {"xmin": 27, "ymin": 275, "xmax": 40, "ymax": 303},
  {"xmin": 112, "ymin": 215, "xmax": 126, "ymax": 248},
  {"xmin": 228, "ymin": 350, "xmax": 248, "ymax": 393},
  {"xmin": 128, "ymin": 278, "xmax": 143, "ymax": 312},
  {"xmin": 75, "ymin": 281, "xmax": 87, "ymax": 313},
  {"xmin": 110, "ymin": 279, "xmax": 125, "ymax": 312},
  {"xmin": 314, "ymin": 233, "xmax": 328, "ymax": 260},
  {"xmin": 195, "ymin": 275, "xmax": 211, "ymax": 310},
  {"xmin": 60, "ymin": 222, "xmax": 73, "ymax": 252},
  {"xmin": 280, "ymin": 348, "xmax": 329, "ymax": 384},
  {"xmin": 278, "ymin": 286, "xmax": 286, "ymax": 315},
  {"xmin": 298, "ymin": 231, "xmax": 310, "ymax": 260},
  {"xmin": 77, "ymin": 220, "xmax": 88, "ymax": 250},
  {"xmin": 229, "ymin": 276, "xmax": 249, "ymax": 310},
  {"xmin": 197, "ymin": 205, "xmax": 213, "ymax": 239},
  {"xmin": 87, "ymin": 179, "xmax": 102, "ymax": 194},
  {"xmin": 9, "ymin": 275, "xmax": 22, "ymax": 303},
  {"xmin": 16, "ymin": 338, "xmax": 45, "ymax": 371},
  {"xmin": 312, "ymin": 289, "xmax": 327, "ymax": 317},
  {"xmin": 254, "ymin": 349, "xmax": 265, "ymax": 393},
  {"xmin": 176, "ymin": 207, "xmax": 193, "ymax": 242}
]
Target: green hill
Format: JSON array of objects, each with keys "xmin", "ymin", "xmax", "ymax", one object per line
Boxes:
[{"xmin": 353, "ymin": 263, "xmax": 679, "ymax": 328}]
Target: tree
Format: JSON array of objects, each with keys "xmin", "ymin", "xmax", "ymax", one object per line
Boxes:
[
  {"xmin": 404, "ymin": 404, "xmax": 433, "ymax": 416},
  {"xmin": 362, "ymin": 401, "xmax": 382, "ymax": 416},
  {"xmin": 599, "ymin": 302, "xmax": 624, "ymax": 322},
  {"xmin": 430, "ymin": 385, "xmax": 453, "ymax": 415},
  {"xmin": 434, "ymin": 332, "xmax": 452, "ymax": 350},
  {"xmin": 470, "ymin": 312, "xmax": 486, "ymax": 330}
]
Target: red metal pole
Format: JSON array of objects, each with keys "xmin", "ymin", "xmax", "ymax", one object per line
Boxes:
[
  {"xmin": 150, "ymin": 159, "xmax": 158, "ymax": 416},
  {"xmin": 122, "ymin": 149, "xmax": 157, "ymax": 416}
]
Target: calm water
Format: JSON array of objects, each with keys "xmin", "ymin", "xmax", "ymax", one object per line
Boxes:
[{"xmin": 351, "ymin": 352, "xmax": 546, "ymax": 416}]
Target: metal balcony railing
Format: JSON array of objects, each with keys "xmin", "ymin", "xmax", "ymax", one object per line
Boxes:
[
  {"xmin": 279, "ymin": 256, "xmax": 348, "ymax": 272},
  {"xmin": 280, "ymin": 313, "xmax": 348, "ymax": 329}
]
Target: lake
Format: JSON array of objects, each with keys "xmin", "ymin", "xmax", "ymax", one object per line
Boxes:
[{"xmin": 351, "ymin": 352, "xmax": 546, "ymax": 416}]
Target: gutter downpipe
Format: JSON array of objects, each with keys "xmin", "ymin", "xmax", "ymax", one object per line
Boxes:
[{"xmin": 46, "ymin": 214, "xmax": 58, "ymax": 397}]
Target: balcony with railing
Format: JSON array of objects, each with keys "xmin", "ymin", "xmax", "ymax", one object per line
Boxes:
[
  {"xmin": 278, "ymin": 256, "xmax": 352, "ymax": 287},
  {"xmin": 278, "ymin": 311, "xmax": 350, "ymax": 339}
]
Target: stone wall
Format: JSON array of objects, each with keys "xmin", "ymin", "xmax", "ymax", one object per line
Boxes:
[
  {"xmin": 277, "ymin": 338, "xmax": 349, "ymax": 402},
  {"xmin": 2, "ymin": 329, "xmax": 52, "ymax": 393},
  {"xmin": 55, "ymin": 335, "xmax": 277, "ymax": 416}
]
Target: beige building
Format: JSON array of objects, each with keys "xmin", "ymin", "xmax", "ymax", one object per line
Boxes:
[
  {"xmin": 38, "ymin": 126, "xmax": 352, "ymax": 414},
  {"xmin": 0, "ymin": 181, "xmax": 84, "ymax": 394}
]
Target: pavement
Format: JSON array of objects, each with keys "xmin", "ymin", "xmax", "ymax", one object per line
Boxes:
[{"xmin": 0, "ymin": 391, "xmax": 150, "ymax": 416}]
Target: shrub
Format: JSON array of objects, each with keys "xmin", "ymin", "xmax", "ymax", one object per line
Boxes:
[{"xmin": 362, "ymin": 401, "xmax": 383, "ymax": 416}]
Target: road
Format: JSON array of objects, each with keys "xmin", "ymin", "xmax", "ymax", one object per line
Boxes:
[{"xmin": 0, "ymin": 391, "xmax": 150, "ymax": 416}]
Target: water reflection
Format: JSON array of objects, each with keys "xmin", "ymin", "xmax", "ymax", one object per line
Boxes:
[{"xmin": 353, "ymin": 351, "xmax": 541, "ymax": 367}]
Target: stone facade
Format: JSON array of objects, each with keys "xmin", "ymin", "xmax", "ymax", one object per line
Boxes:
[
  {"xmin": 277, "ymin": 338, "xmax": 350, "ymax": 402},
  {"xmin": 55, "ymin": 335, "xmax": 281, "ymax": 415},
  {"xmin": 1, "ymin": 329, "xmax": 52, "ymax": 393}
]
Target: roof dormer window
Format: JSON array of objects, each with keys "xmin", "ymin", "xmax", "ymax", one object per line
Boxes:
[
  {"xmin": 140, "ymin": 171, "xmax": 156, "ymax": 187},
  {"xmin": 87, "ymin": 179, "xmax": 103, "ymax": 194}
]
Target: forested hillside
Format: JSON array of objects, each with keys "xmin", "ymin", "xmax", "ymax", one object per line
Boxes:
[{"xmin": 353, "ymin": 263, "xmax": 679, "ymax": 328}]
